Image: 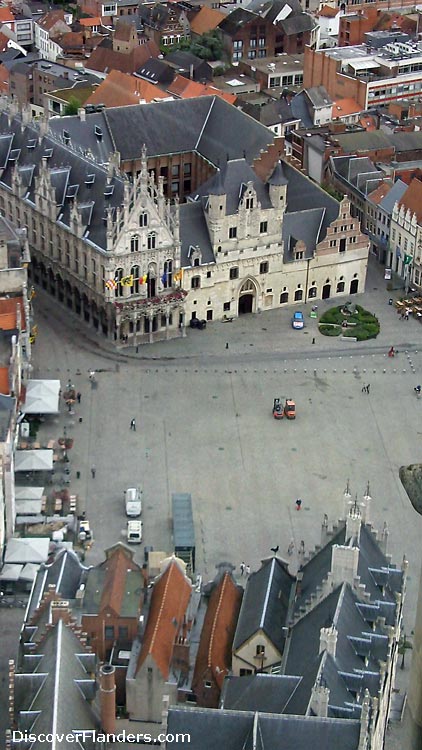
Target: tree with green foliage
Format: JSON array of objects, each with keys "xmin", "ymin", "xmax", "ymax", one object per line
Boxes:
[
  {"xmin": 64, "ymin": 97, "xmax": 81, "ymax": 116},
  {"xmin": 162, "ymin": 29, "xmax": 224, "ymax": 61}
]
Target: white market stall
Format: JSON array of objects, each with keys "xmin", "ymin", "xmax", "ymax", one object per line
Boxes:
[
  {"xmin": 14, "ymin": 450, "xmax": 53, "ymax": 472},
  {"xmin": 21, "ymin": 380, "xmax": 60, "ymax": 414}
]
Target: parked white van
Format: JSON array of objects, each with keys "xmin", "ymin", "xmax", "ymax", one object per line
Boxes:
[{"xmin": 125, "ymin": 487, "xmax": 142, "ymax": 517}]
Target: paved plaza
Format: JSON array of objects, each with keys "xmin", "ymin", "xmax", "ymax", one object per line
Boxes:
[{"xmin": 27, "ymin": 258, "xmax": 422, "ymax": 747}]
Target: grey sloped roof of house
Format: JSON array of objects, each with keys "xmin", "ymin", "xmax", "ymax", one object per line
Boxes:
[
  {"xmin": 294, "ymin": 524, "xmax": 346, "ymax": 613},
  {"xmin": 219, "ymin": 7, "xmax": 257, "ymax": 34},
  {"xmin": 0, "ymin": 393, "xmax": 14, "ymax": 441},
  {"xmin": 180, "ymin": 201, "xmax": 215, "ymax": 268},
  {"xmin": 281, "ymin": 11, "xmax": 316, "ymax": 34},
  {"xmin": 14, "ymin": 619, "xmax": 99, "ymax": 746},
  {"xmin": 0, "ymin": 112, "xmax": 125, "ymax": 252},
  {"xmin": 356, "ymin": 524, "xmax": 403, "ymax": 608},
  {"xmin": 331, "ymin": 130, "xmax": 392, "ymax": 154},
  {"xmin": 26, "ymin": 549, "xmax": 89, "ymax": 622},
  {"xmin": 192, "ymin": 158, "xmax": 273, "ymax": 216},
  {"xmin": 290, "ymin": 92, "xmax": 313, "ymax": 129},
  {"xmin": 320, "ymin": 653, "xmax": 361, "ymax": 719},
  {"xmin": 388, "ymin": 130, "xmax": 422, "ymax": 153},
  {"xmin": 167, "ymin": 706, "xmax": 361, "ymax": 750},
  {"xmin": 220, "ymin": 673, "xmax": 300, "ymax": 713},
  {"xmin": 233, "ymin": 556, "xmax": 295, "ymax": 652},
  {"xmin": 283, "ymin": 160, "xmax": 339, "ymax": 239},
  {"xmin": 49, "ymin": 97, "xmax": 274, "ymax": 167},
  {"xmin": 378, "ymin": 178, "xmax": 408, "ymax": 215},
  {"xmin": 306, "ymin": 86, "xmax": 332, "ymax": 109},
  {"xmin": 282, "ymin": 208, "xmax": 325, "ymax": 260}
]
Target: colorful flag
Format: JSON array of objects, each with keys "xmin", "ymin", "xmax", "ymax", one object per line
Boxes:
[
  {"xmin": 105, "ymin": 278, "xmax": 117, "ymax": 290},
  {"xmin": 120, "ymin": 275, "xmax": 134, "ymax": 287},
  {"xmin": 173, "ymin": 269, "xmax": 183, "ymax": 282},
  {"xmin": 404, "ymin": 254, "xmax": 413, "ymax": 265},
  {"xmin": 161, "ymin": 272, "xmax": 167, "ymax": 285},
  {"xmin": 140, "ymin": 274, "xmax": 148, "ymax": 284},
  {"xmin": 29, "ymin": 286, "xmax": 36, "ymax": 300}
]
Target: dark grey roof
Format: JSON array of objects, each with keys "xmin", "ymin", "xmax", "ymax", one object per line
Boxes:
[
  {"xmin": 15, "ymin": 619, "xmax": 99, "ymax": 745},
  {"xmin": 282, "ymin": 208, "xmax": 325, "ymax": 259},
  {"xmin": 193, "ymin": 158, "xmax": 273, "ymax": 216},
  {"xmin": 220, "ymin": 673, "xmax": 300, "ymax": 713},
  {"xmin": 233, "ymin": 556, "xmax": 295, "ymax": 653},
  {"xmin": 388, "ymin": 130, "xmax": 422, "ymax": 153},
  {"xmin": 219, "ymin": 8, "xmax": 256, "ymax": 35},
  {"xmin": 378, "ymin": 179, "xmax": 407, "ymax": 215},
  {"xmin": 26, "ymin": 549, "xmax": 89, "ymax": 622},
  {"xmin": 0, "ymin": 112, "xmax": 125, "ymax": 252},
  {"xmin": 283, "ymin": 160, "xmax": 339, "ymax": 239},
  {"xmin": 242, "ymin": 98, "xmax": 297, "ymax": 128},
  {"xmin": 268, "ymin": 160, "xmax": 289, "ymax": 186},
  {"xmin": 356, "ymin": 524, "xmax": 403, "ymax": 609},
  {"xmin": 167, "ymin": 706, "xmax": 361, "ymax": 750},
  {"xmin": 136, "ymin": 57, "xmax": 174, "ymax": 84},
  {"xmin": 0, "ymin": 392, "xmax": 14, "ymax": 440},
  {"xmin": 331, "ymin": 130, "xmax": 392, "ymax": 154},
  {"xmin": 306, "ymin": 86, "xmax": 332, "ymax": 109},
  {"xmin": 180, "ymin": 201, "xmax": 215, "ymax": 268},
  {"xmin": 290, "ymin": 92, "xmax": 313, "ymax": 129},
  {"xmin": 280, "ymin": 11, "xmax": 316, "ymax": 34},
  {"xmin": 49, "ymin": 98, "xmax": 274, "ymax": 168},
  {"xmin": 294, "ymin": 524, "xmax": 346, "ymax": 613}
]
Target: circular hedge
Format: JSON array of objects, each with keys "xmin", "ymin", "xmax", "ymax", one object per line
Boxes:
[{"xmin": 318, "ymin": 304, "xmax": 380, "ymax": 341}]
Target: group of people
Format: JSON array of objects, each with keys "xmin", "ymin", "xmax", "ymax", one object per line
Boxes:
[{"xmin": 239, "ymin": 562, "xmax": 251, "ymax": 577}]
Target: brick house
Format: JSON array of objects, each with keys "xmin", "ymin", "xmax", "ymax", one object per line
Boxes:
[
  {"xmin": 138, "ymin": 2, "xmax": 190, "ymax": 48},
  {"xmin": 34, "ymin": 9, "xmax": 72, "ymax": 61},
  {"xmin": 126, "ymin": 558, "xmax": 193, "ymax": 722},
  {"xmin": 218, "ymin": 0, "xmax": 317, "ymax": 63},
  {"xmin": 192, "ymin": 571, "xmax": 242, "ymax": 708}
]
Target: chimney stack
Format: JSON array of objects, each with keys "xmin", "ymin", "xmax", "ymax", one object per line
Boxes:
[{"xmin": 100, "ymin": 664, "xmax": 116, "ymax": 735}]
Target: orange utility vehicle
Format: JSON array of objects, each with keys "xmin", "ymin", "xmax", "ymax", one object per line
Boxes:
[{"xmin": 273, "ymin": 398, "xmax": 296, "ymax": 419}]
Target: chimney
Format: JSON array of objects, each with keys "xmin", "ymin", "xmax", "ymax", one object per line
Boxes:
[
  {"xmin": 319, "ymin": 625, "xmax": 338, "ymax": 658},
  {"xmin": 331, "ymin": 544, "xmax": 359, "ymax": 587},
  {"xmin": 189, "ymin": 63, "xmax": 194, "ymax": 80},
  {"xmin": 100, "ymin": 664, "xmax": 116, "ymax": 735}
]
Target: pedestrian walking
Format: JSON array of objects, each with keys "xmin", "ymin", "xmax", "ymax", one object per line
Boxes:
[
  {"xmin": 362, "ymin": 384, "xmax": 366, "ymax": 393},
  {"xmin": 299, "ymin": 540, "xmax": 305, "ymax": 554},
  {"xmin": 312, "ymin": 337, "xmax": 315, "ymax": 345},
  {"xmin": 323, "ymin": 513, "xmax": 328, "ymax": 525},
  {"xmin": 287, "ymin": 540, "xmax": 294, "ymax": 556},
  {"xmin": 91, "ymin": 465, "xmax": 96, "ymax": 479},
  {"xmin": 77, "ymin": 392, "xmax": 81, "ymax": 404},
  {"xmin": 245, "ymin": 564, "xmax": 251, "ymax": 577},
  {"xmin": 225, "ymin": 342, "xmax": 229, "ymax": 349},
  {"xmin": 240, "ymin": 562, "xmax": 245, "ymax": 576},
  {"xmin": 366, "ymin": 384, "xmax": 370, "ymax": 394},
  {"xmin": 295, "ymin": 498, "xmax": 302, "ymax": 511},
  {"xmin": 130, "ymin": 418, "xmax": 136, "ymax": 431}
]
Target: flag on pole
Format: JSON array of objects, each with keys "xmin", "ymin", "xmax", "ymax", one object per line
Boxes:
[
  {"xmin": 404, "ymin": 254, "xmax": 413, "ymax": 265},
  {"xmin": 173, "ymin": 269, "xmax": 183, "ymax": 283},
  {"xmin": 140, "ymin": 274, "xmax": 148, "ymax": 284},
  {"xmin": 161, "ymin": 272, "xmax": 167, "ymax": 285},
  {"xmin": 105, "ymin": 278, "xmax": 117, "ymax": 290},
  {"xmin": 120, "ymin": 274, "xmax": 134, "ymax": 287}
]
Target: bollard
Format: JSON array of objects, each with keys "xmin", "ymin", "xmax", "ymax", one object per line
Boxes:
[
  {"xmin": 76, "ymin": 471, "xmax": 80, "ymax": 479},
  {"xmin": 79, "ymin": 417, "xmax": 83, "ymax": 423}
]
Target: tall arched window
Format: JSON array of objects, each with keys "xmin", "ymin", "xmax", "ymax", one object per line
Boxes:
[
  {"xmin": 139, "ymin": 212, "xmax": 148, "ymax": 227},
  {"xmin": 294, "ymin": 288, "xmax": 303, "ymax": 301},
  {"xmin": 131, "ymin": 265, "xmax": 140, "ymax": 294},
  {"xmin": 115, "ymin": 267, "xmax": 123, "ymax": 297},
  {"xmin": 130, "ymin": 235, "xmax": 139, "ymax": 253},
  {"xmin": 163, "ymin": 259, "xmax": 173, "ymax": 288},
  {"xmin": 147, "ymin": 262, "xmax": 157, "ymax": 298},
  {"xmin": 147, "ymin": 232, "xmax": 156, "ymax": 250}
]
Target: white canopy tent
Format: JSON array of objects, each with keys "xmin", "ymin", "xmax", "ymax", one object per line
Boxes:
[
  {"xmin": 4, "ymin": 537, "xmax": 49, "ymax": 564},
  {"xmin": 15, "ymin": 499, "xmax": 42, "ymax": 515},
  {"xmin": 0, "ymin": 563, "xmax": 23, "ymax": 581},
  {"xmin": 22, "ymin": 380, "xmax": 60, "ymax": 414},
  {"xmin": 15, "ymin": 450, "xmax": 53, "ymax": 472},
  {"xmin": 15, "ymin": 486, "xmax": 45, "ymax": 501}
]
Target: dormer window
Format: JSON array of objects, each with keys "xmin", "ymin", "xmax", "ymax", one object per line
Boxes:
[
  {"xmin": 139, "ymin": 212, "xmax": 148, "ymax": 227},
  {"xmin": 246, "ymin": 197, "xmax": 254, "ymax": 210}
]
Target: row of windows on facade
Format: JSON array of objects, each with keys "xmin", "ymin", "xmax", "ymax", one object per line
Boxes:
[
  {"xmin": 194, "ymin": 277, "xmax": 356, "ymax": 312},
  {"xmin": 391, "ymin": 228, "xmax": 416, "ymax": 254},
  {"xmin": 228, "ymin": 221, "xmax": 268, "ymax": 239},
  {"xmin": 190, "ymin": 262, "xmax": 270, "ymax": 288}
]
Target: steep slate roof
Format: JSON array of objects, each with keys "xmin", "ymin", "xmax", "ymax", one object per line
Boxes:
[
  {"xmin": 167, "ymin": 706, "xmax": 361, "ymax": 750},
  {"xmin": 219, "ymin": 8, "xmax": 257, "ymax": 35},
  {"xmin": 14, "ymin": 619, "xmax": 98, "ymax": 745},
  {"xmin": 356, "ymin": 524, "xmax": 403, "ymax": 610},
  {"xmin": 397, "ymin": 177, "xmax": 422, "ymax": 223},
  {"xmin": 331, "ymin": 129, "xmax": 393, "ymax": 154},
  {"xmin": 378, "ymin": 178, "xmax": 407, "ymax": 214},
  {"xmin": 282, "ymin": 208, "xmax": 325, "ymax": 260},
  {"xmin": 0, "ymin": 111, "xmax": 125, "ymax": 251},
  {"xmin": 233, "ymin": 557, "xmax": 295, "ymax": 653},
  {"xmin": 192, "ymin": 572, "xmax": 242, "ymax": 692},
  {"xmin": 220, "ymin": 673, "xmax": 300, "ymax": 713},
  {"xmin": 27, "ymin": 549, "xmax": 89, "ymax": 622},
  {"xmin": 180, "ymin": 201, "xmax": 215, "ymax": 267},
  {"xmin": 294, "ymin": 524, "xmax": 346, "ymax": 612},
  {"xmin": 193, "ymin": 158, "xmax": 273, "ymax": 216},
  {"xmin": 136, "ymin": 560, "xmax": 192, "ymax": 678},
  {"xmin": 282, "ymin": 160, "xmax": 339, "ymax": 239}
]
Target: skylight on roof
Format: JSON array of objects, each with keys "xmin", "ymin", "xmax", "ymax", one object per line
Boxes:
[
  {"xmin": 85, "ymin": 174, "xmax": 95, "ymax": 185},
  {"xmin": 27, "ymin": 139, "xmax": 36, "ymax": 149},
  {"xmin": 104, "ymin": 184, "xmax": 114, "ymax": 197},
  {"xmin": 43, "ymin": 148, "xmax": 53, "ymax": 158}
]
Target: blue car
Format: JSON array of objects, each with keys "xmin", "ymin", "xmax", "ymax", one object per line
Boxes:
[{"xmin": 292, "ymin": 311, "xmax": 304, "ymax": 329}]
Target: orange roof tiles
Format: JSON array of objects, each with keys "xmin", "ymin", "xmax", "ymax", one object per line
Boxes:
[
  {"xmin": 137, "ymin": 560, "xmax": 191, "ymax": 679},
  {"xmin": 39, "ymin": 9, "xmax": 66, "ymax": 30},
  {"xmin": 86, "ymin": 69, "xmax": 168, "ymax": 107},
  {"xmin": 0, "ymin": 367, "xmax": 9, "ymax": 395},
  {"xmin": 99, "ymin": 545, "xmax": 140, "ymax": 615},
  {"xmin": 0, "ymin": 296, "xmax": 25, "ymax": 330},
  {"xmin": 367, "ymin": 181, "xmax": 392, "ymax": 205},
  {"xmin": 190, "ymin": 6, "xmax": 226, "ymax": 35},
  {"xmin": 88, "ymin": 39, "xmax": 159, "ymax": 75},
  {"xmin": 317, "ymin": 5, "xmax": 338, "ymax": 17},
  {"xmin": 0, "ymin": 32, "xmax": 9, "ymax": 53},
  {"xmin": 0, "ymin": 7, "xmax": 14, "ymax": 23},
  {"xmin": 79, "ymin": 16, "xmax": 101, "ymax": 26},
  {"xmin": 192, "ymin": 573, "xmax": 242, "ymax": 693},
  {"xmin": 167, "ymin": 75, "xmax": 236, "ymax": 104},
  {"xmin": 332, "ymin": 98, "xmax": 361, "ymax": 118},
  {"xmin": 398, "ymin": 178, "xmax": 422, "ymax": 224}
]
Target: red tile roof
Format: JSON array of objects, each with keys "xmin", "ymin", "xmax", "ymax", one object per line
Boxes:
[
  {"xmin": 0, "ymin": 367, "xmax": 9, "ymax": 394},
  {"xmin": 190, "ymin": 6, "xmax": 226, "ymax": 35},
  {"xmin": 317, "ymin": 5, "xmax": 338, "ymax": 17},
  {"xmin": 332, "ymin": 98, "xmax": 360, "ymax": 118},
  {"xmin": 79, "ymin": 16, "xmax": 101, "ymax": 26},
  {"xmin": 0, "ymin": 32, "xmax": 9, "ymax": 53},
  {"xmin": 137, "ymin": 560, "xmax": 191, "ymax": 679},
  {"xmin": 398, "ymin": 177, "xmax": 422, "ymax": 224},
  {"xmin": 99, "ymin": 544, "xmax": 141, "ymax": 615},
  {"xmin": 167, "ymin": 75, "xmax": 236, "ymax": 104},
  {"xmin": 367, "ymin": 181, "xmax": 392, "ymax": 205},
  {"xmin": 0, "ymin": 296, "xmax": 25, "ymax": 330},
  {"xmin": 192, "ymin": 572, "xmax": 242, "ymax": 693},
  {"xmin": 87, "ymin": 40, "xmax": 159, "ymax": 75},
  {"xmin": 39, "ymin": 9, "xmax": 66, "ymax": 31},
  {"xmin": 86, "ymin": 69, "xmax": 168, "ymax": 107},
  {"xmin": 0, "ymin": 7, "xmax": 14, "ymax": 24}
]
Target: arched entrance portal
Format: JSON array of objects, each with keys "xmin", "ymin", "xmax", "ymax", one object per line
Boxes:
[
  {"xmin": 350, "ymin": 278, "xmax": 359, "ymax": 294},
  {"xmin": 238, "ymin": 279, "xmax": 256, "ymax": 315},
  {"xmin": 322, "ymin": 283, "xmax": 331, "ymax": 300}
]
